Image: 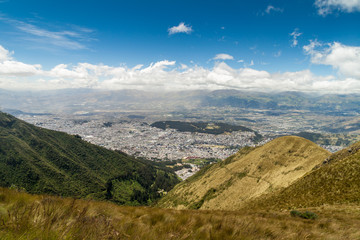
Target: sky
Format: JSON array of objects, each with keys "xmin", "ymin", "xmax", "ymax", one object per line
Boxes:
[{"xmin": 0, "ymin": 0, "xmax": 360, "ymax": 93}]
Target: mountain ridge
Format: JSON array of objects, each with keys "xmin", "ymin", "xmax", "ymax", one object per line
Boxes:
[
  {"xmin": 158, "ymin": 136, "xmax": 330, "ymax": 210},
  {"xmin": 250, "ymin": 140, "xmax": 360, "ymax": 209},
  {"xmin": 0, "ymin": 111, "xmax": 179, "ymax": 205}
]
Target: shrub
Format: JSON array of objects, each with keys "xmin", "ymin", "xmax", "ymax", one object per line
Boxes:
[{"xmin": 290, "ymin": 210, "xmax": 318, "ymax": 220}]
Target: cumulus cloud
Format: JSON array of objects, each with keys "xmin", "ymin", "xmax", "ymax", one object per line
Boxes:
[
  {"xmin": 0, "ymin": 46, "xmax": 42, "ymax": 76},
  {"xmin": 1, "ymin": 44, "xmax": 360, "ymax": 93},
  {"xmin": 0, "ymin": 45, "xmax": 12, "ymax": 62},
  {"xmin": 315, "ymin": 0, "xmax": 360, "ymax": 15},
  {"xmin": 265, "ymin": 5, "xmax": 284, "ymax": 14},
  {"xmin": 290, "ymin": 29, "xmax": 302, "ymax": 47},
  {"xmin": 213, "ymin": 53, "xmax": 234, "ymax": 61},
  {"xmin": 168, "ymin": 22, "xmax": 193, "ymax": 35},
  {"xmin": 180, "ymin": 64, "xmax": 188, "ymax": 70},
  {"xmin": 0, "ymin": 61, "xmax": 42, "ymax": 76},
  {"xmin": 304, "ymin": 41, "xmax": 360, "ymax": 78}
]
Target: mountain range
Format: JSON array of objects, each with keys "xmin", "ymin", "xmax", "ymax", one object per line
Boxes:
[{"xmin": 2, "ymin": 88, "xmax": 360, "ymax": 115}]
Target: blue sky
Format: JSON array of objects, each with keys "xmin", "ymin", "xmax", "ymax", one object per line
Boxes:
[{"xmin": 0, "ymin": 0, "xmax": 360, "ymax": 92}]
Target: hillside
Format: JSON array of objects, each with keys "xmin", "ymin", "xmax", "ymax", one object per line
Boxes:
[
  {"xmin": 151, "ymin": 121, "xmax": 263, "ymax": 142},
  {"xmin": 2, "ymin": 187, "xmax": 360, "ymax": 240},
  {"xmin": 251, "ymin": 141, "xmax": 360, "ymax": 209},
  {"xmin": 158, "ymin": 136, "xmax": 330, "ymax": 210},
  {"xmin": 151, "ymin": 121, "xmax": 254, "ymax": 134},
  {"xmin": 0, "ymin": 112, "xmax": 179, "ymax": 205}
]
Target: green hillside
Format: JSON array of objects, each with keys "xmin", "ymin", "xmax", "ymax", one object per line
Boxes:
[
  {"xmin": 158, "ymin": 136, "xmax": 330, "ymax": 210},
  {"xmin": 252, "ymin": 141, "xmax": 360, "ymax": 209},
  {"xmin": 151, "ymin": 121, "xmax": 263, "ymax": 142},
  {"xmin": 0, "ymin": 112, "xmax": 179, "ymax": 205}
]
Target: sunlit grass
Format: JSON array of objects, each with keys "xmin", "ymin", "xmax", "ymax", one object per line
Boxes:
[{"xmin": 1, "ymin": 187, "xmax": 360, "ymax": 239}]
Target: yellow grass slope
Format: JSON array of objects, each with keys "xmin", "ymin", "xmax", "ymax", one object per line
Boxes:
[
  {"xmin": 3, "ymin": 187, "xmax": 360, "ymax": 239},
  {"xmin": 158, "ymin": 136, "xmax": 330, "ymax": 210},
  {"xmin": 251, "ymin": 141, "xmax": 360, "ymax": 210}
]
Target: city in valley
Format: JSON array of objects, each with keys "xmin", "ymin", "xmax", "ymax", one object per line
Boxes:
[
  {"xmin": 4, "ymin": 87, "xmax": 360, "ymax": 179},
  {"xmin": 16, "ymin": 108, "xmax": 357, "ymax": 179}
]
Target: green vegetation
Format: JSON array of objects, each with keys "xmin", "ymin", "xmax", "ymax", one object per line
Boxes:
[
  {"xmin": 151, "ymin": 121, "xmax": 253, "ymax": 134},
  {"xmin": 183, "ymin": 158, "xmax": 221, "ymax": 166},
  {"xmin": 294, "ymin": 132, "xmax": 323, "ymax": 143},
  {"xmin": 151, "ymin": 121, "xmax": 263, "ymax": 142},
  {"xmin": 2, "ymin": 187, "xmax": 360, "ymax": 240},
  {"xmin": 190, "ymin": 188, "xmax": 217, "ymax": 209},
  {"xmin": 0, "ymin": 112, "xmax": 179, "ymax": 205},
  {"xmin": 294, "ymin": 131, "xmax": 359, "ymax": 146},
  {"xmin": 290, "ymin": 210, "xmax": 318, "ymax": 220},
  {"xmin": 151, "ymin": 158, "xmax": 220, "ymax": 171}
]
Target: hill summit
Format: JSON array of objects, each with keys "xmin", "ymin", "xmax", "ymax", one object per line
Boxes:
[
  {"xmin": 252, "ymin": 140, "xmax": 360, "ymax": 209},
  {"xmin": 158, "ymin": 136, "xmax": 330, "ymax": 210}
]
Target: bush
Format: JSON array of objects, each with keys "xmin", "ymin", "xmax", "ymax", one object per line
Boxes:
[{"xmin": 290, "ymin": 210, "xmax": 318, "ymax": 220}]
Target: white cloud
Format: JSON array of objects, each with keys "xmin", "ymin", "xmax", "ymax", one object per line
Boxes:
[
  {"xmin": 180, "ymin": 64, "xmax": 188, "ymax": 70},
  {"xmin": 304, "ymin": 41, "xmax": 360, "ymax": 78},
  {"xmin": 213, "ymin": 53, "xmax": 234, "ymax": 61},
  {"xmin": 0, "ymin": 45, "xmax": 42, "ymax": 76},
  {"xmin": 1, "ymin": 44, "xmax": 360, "ymax": 93},
  {"xmin": 0, "ymin": 45, "xmax": 12, "ymax": 62},
  {"xmin": 315, "ymin": 0, "xmax": 360, "ymax": 15},
  {"xmin": 0, "ymin": 61, "xmax": 42, "ymax": 76},
  {"xmin": 290, "ymin": 29, "xmax": 302, "ymax": 47},
  {"xmin": 265, "ymin": 5, "xmax": 284, "ymax": 14},
  {"xmin": 168, "ymin": 22, "xmax": 193, "ymax": 35}
]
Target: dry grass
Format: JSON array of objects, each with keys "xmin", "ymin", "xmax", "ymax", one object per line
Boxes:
[
  {"xmin": 1, "ymin": 187, "xmax": 360, "ymax": 240},
  {"xmin": 159, "ymin": 136, "xmax": 330, "ymax": 210},
  {"xmin": 251, "ymin": 141, "xmax": 360, "ymax": 210}
]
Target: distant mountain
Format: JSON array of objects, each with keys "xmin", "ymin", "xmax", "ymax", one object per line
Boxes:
[
  {"xmin": 157, "ymin": 136, "xmax": 330, "ymax": 210},
  {"xmin": 0, "ymin": 88, "xmax": 208, "ymax": 114},
  {"xmin": 0, "ymin": 112, "xmax": 179, "ymax": 205},
  {"xmin": 251, "ymin": 140, "xmax": 360, "ymax": 209},
  {"xmin": 2, "ymin": 88, "xmax": 360, "ymax": 116},
  {"xmin": 202, "ymin": 90, "xmax": 360, "ymax": 113},
  {"xmin": 2, "ymin": 108, "xmax": 52, "ymax": 116}
]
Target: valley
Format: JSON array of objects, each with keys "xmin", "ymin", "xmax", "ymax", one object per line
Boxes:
[
  {"xmin": 2, "ymin": 111, "xmax": 360, "ymax": 239},
  {"xmin": 1, "ymin": 0, "xmax": 360, "ymax": 238},
  {"xmin": 18, "ymin": 115, "xmax": 261, "ymax": 161}
]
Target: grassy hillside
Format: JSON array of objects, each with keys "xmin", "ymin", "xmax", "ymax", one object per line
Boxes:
[
  {"xmin": 2, "ymin": 187, "xmax": 360, "ymax": 240},
  {"xmin": 151, "ymin": 121, "xmax": 263, "ymax": 142},
  {"xmin": 251, "ymin": 141, "xmax": 360, "ymax": 209},
  {"xmin": 0, "ymin": 112, "xmax": 179, "ymax": 205},
  {"xmin": 151, "ymin": 121, "xmax": 254, "ymax": 134},
  {"xmin": 158, "ymin": 136, "xmax": 330, "ymax": 210}
]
